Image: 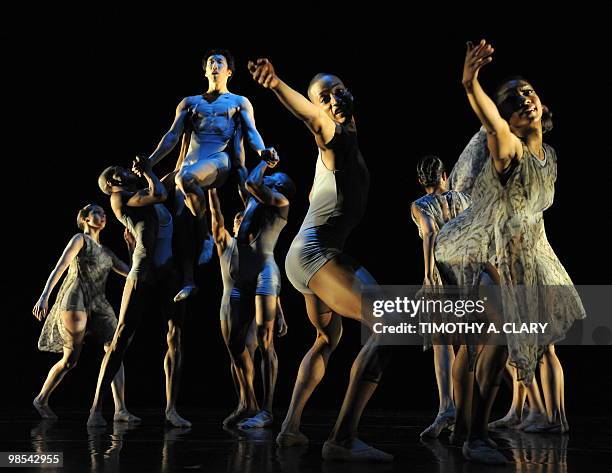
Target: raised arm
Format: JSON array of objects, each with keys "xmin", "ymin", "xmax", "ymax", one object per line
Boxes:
[
  {"xmin": 248, "ymin": 58, "xmax": 336, "ymax": 145},
  {"xmin": 245, "ymin": 160, "xmax": 289, "ymax": 208},
  {"xmin": 208, "ymin": 188, "xmax": 231, "ymax": 252},
  {"xmin": 411, "ymin": 204, "xmax": 437, "ymax": 286},
  {"xmin": 462, "ymin": 40, "xmax": 522, "ymax": 172},
  {"xmin": 32, "ymin": 234, "xmax": 85, "ymax": 320},
  {"xmin": 148, "ymin": 97, "xmax": 192, "ymax": 166},
  {"xmin": 124, "ymin": 156, "xmax": 168, "ymax": 207}
]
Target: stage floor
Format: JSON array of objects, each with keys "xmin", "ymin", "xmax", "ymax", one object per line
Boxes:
[{"xmin": 0, "ymin": 408, "xmax": 609, "ymax": 472}]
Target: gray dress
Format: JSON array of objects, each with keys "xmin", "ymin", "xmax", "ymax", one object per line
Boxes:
[
  {"xmin": 435, "ymin": 134, "xmax": 586, "ymax": 382},
  {"xmin": 412, "ymin": 191, "xmax": 472, "ymax": 284},
  {"xmin": 38, "ymin": 235, "xmax": 118, "ymax": 353},
  {"xmin": 412, "ymin": 191, "xmax": 472, "ymax": 348}
]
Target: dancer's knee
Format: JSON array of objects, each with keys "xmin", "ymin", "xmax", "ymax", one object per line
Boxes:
[
  {"xmin": 175, "ymin": 171, "xmax": 197, "ymax": 193},
  {"xmin": 256, "ymin": 324, "xmax": 274, "ymax": 350},
  {"xmin": 166, "ymin": 323, "xmax": 183, "ymax": 352}
]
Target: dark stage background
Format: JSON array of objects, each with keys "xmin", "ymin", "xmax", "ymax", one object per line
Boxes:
[{"xmin": 3, "ymin": 25, "xmax": 611, "ymax": 419}]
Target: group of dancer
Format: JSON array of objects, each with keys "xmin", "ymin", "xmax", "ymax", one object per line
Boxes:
[{"xmin": 31, "ymin": 42, "xmax": 585, "ymax": 464}]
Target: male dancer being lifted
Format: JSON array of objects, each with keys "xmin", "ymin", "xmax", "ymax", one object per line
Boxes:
[
  {"xmin": 146, "ymin": 49, "xmax": 278, "ymax": 302},
  {"xmin": 89, "ymin": 157, "xmax": 190, "ymax": 428}
]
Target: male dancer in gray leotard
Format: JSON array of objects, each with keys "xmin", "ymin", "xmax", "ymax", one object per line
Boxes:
[
  {"xmin": 146, "ymin": 49, "xmax": 278, "ymax": 302},
  {"xmin": 89, "ymin": 157, "xmax": 190, "ymax": 428},
  {"xmin": 208, "ymin": 158, "xmax": 293, "ymax": 428},
  {"xmin": 249, "ymin": 59, "xmax": 396, "ymax": 462}
]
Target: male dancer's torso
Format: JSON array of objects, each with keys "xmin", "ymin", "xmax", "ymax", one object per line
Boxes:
[
  {"xmin": 118, "ymin": 200, "xmax": 173, "ymax": 282},
  {"xmin": 182, "ymin": 93, "xmax": 243, "ymax": 165}
]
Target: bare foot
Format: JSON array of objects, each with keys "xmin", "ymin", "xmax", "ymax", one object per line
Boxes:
[
  {"xmin": 223, "ymin": 407, "xmax": 257, "ymax": 427},
  {"xmin": 420, "ymin": 407, "xmax": 456, "ymax": 439},
  {"xmin": 238, "ymin": 410, "xmax": 273, "ymax": 429},
  {"xmin": 322, "ymin": 438, "xmax": 393, "ymax": 462},
  {"xmin": 514, "ymin": 411, "xmax": 548, "ymax": 431},
  {"xmin": 173, "ymin": 285, "xmax": 198, "ymax": 303},
  {"xmin": 33, "ymin": 398, "xmax": 57, "ymax": 420},
  {"xmin": 488, "ymin": 412, "xmax": 521, "ymax": 430},
  {"xmin": 87, "ymin": 411, "xmax": 107, "ymax": 427},
  {"xmin": 165, "ymin": 410, "xmax": 192, "ymax": 428},
  {"xmin": 113, "ymin": 410, "xmax": 142, "ymax": 423},
  {"xmin": 276, "ymin": 430, "xmax": 309, "ymax": 447}
]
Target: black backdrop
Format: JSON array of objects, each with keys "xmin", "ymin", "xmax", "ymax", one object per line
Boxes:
[{"xmin": 3, "ymin": 24, "xmax": 611, "ymax": 418}]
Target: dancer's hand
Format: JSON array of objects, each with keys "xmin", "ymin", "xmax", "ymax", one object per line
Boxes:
[
  {"xmin": 32, "ymin": 296, "xmax": 49, "ymax": 321},
  {"xmin": 123, "ymin": 228, "xmax": 136, "ymax": 252},
  {"xmin": 260, "ymin": 147, "xmax": 279, "ymax": 168},
  {"xmin": 248, "ymin": 58, "xmax": 279, "ymax": 89},
  {"xmin": 276, "ymin": 314, "xmax": 288, "ymax": 337},
  {"xmin": 462, "ymin": 39, "xmax": 494, "ymax": 87},
  {"xmin": 132, "ymin": 155, "xmax": 152, "ymax": 177}
]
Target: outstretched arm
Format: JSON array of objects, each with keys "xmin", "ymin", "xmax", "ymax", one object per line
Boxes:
[
  {"xmin": 245, "ymin": 160, "xmax": 289, "ymax": 207},
  {"xmin": 148, "ymin": 97, "xmax": 192, "ymax": 166},
  {"xmin": 248, "ymin": 58, "xmax": 336, "ymax": 145},
  {"xmin": 32, "ymin": 234, "xmax": 85, "ymax": 320},
  {"xmin": 462, "ymin": 40, "xmax": 522, "ymax": 172},
  {"xmin": 208, "ymin": 189, "xmax": 231, "ymax": 251},
  {"xmin": 411, "ymin": 204, "xmax": 437, "ymax": 286}
]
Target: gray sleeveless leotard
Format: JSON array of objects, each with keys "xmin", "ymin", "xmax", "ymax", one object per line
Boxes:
[
  {"xmin": 219, "ymin": 237, "xmax": 239, "ymax": 320},
  {"xmin": 181, "ymin": 94, "xmax": 240, "ymax": 183},
  {"xmin": 119, "ymin": 202, "xmax": 173, "ymax": 282},
  {"xmin": 285, "ymin": 125, "xmax": 369, "ymax": 294},
  {"xmin": 232, "ymin": 197, "xmax": 288, "ymax": 298}
]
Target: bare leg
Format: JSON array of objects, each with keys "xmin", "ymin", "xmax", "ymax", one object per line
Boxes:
[
  {"xmin": 238, "ymin": 296, "xmax": 278, "ymax": 429},
  {"xmin": 304, "ymin": 256, "xmax": 393, "ymax": 461},
  {"xmin": 103, "ymin": 344, "xmax": 140, "ymax": 423},
  {"xmin": 277, "ymin": 295, "xmax": 342, "ymax": 445},
  {"xmin": 88, "ymin": 278, "xmax": 145, "ymax": 426},
  {"xmin": 420, "ymin": 344, "xmax": 456, "ymax": 438},
  {"xmin": 515, "ymin": 377, "xmax": 548, "ymax": 430},
  {"xmin": 526, "ymin": 344, "xmax": 567, "ymax": 433},
  {"xmin": 34, "ymin": 311, "xmax": 86, "ymax": 419},
  {"xmin": 451, "ymin": 345, "xmax": 473, "ymax": 443},
  {"xmin": 164, "ymin": 316, "xmax": 191, "ymax": 428},
  {"xmin": 489, "ymin": 363, "xmax": 526, "ymax": 429},
  {"xmin": 223, "ymin": 298, "xmax": 258, "ymax": 426},
  {"xmin": 461, "ymin": 266, "xmax": 508, "ymax": 464},
  {"xmin": 174, "ymin": 162, "xmax": 228, "ymax": 301},
  {"xmin": 172, "ymin": 195, "xmax": 198, "ymax": 293}
]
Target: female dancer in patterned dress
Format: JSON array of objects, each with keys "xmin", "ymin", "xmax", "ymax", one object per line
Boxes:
[
  {"xmin": 33, "ymin": 204, "xmax": 139, "ymax": 423},
  {"xmin": 434, "ymin": 40, "xmax": 584, "ymax": 463}
]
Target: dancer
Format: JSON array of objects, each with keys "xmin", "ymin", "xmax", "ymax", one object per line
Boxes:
[
  {"xmin": 33, "ymin": 204, "xmax": 139, "ymax": 423},
  {"xmin": 434, "ymin": 39, "xmax": 584, "ymax": 463},
  {"xmin": 89, "ymin": 157, "xmax": 191, "ymax": 427},
  {"xmin": 411, "ymin": 155, "xmax": 471, "ymax": 438},
  {"xmin": 208, "ymin": 157, "xmax": 293, "ymax": 428},
  {"xmin": 249, "ymin": 58, "xmax": 396, "ymax": 462},
  {"xmin": 146, "ymin": 49, "xmax": 278, "ymax": 301}
]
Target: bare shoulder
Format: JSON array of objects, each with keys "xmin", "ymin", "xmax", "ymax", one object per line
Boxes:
[{"xmin": 67, "ymin": 233, "xmax": 85, "ymax": 248}]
